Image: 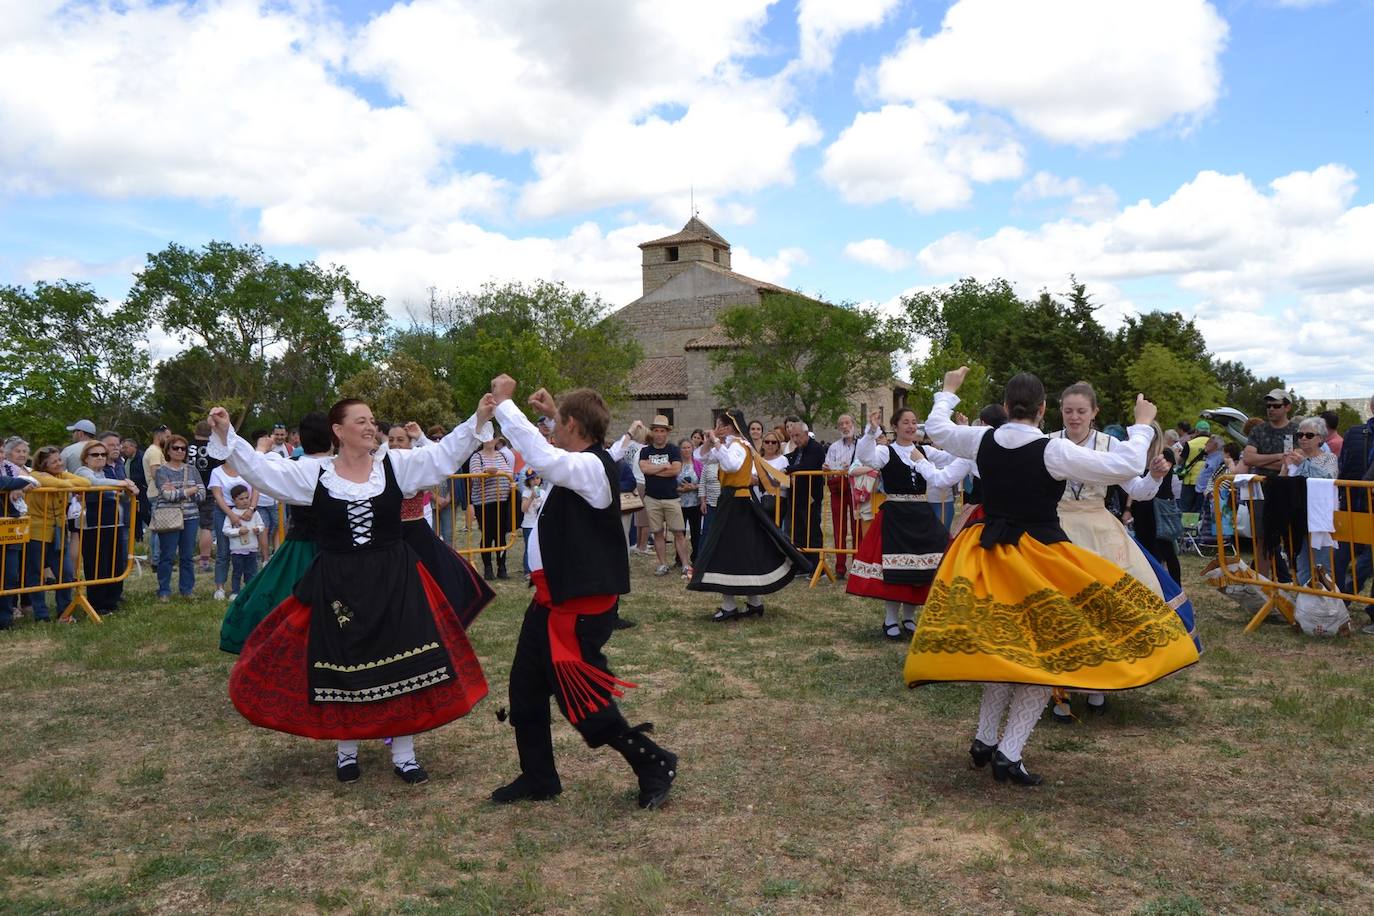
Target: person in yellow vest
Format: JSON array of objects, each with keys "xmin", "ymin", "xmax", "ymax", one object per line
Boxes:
[
  {"xmin": 687, "ymin": 409, "xmax": 813, "ymax": 621},
  {"xmin": 1179, "ymin": 420, "xmax": 1213, "ymax": 513}
]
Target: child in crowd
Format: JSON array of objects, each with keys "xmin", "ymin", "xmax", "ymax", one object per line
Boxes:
[
  {"xmin": 519, "ymin": 468, "xmax": 545, "ymax": 584},
  {"xmin": 223, "ymin": 484, "xmax": 265, "ymax": 598}
]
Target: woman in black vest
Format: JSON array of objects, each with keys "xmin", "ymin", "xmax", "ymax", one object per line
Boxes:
[
  {"xmin": 486, "ymin": 376, "xmax": 678, "ymax": 810},
  {"xmin": 206, "ymin": 399, "xmax": 492, "ymax": 785},
  {"xmin": 846, "ymin": 407, "xmax": 970, "ymax": 639},
  {"xmin": 904, "ymin": 368, "xmax": 1198, "ymax": 786}
]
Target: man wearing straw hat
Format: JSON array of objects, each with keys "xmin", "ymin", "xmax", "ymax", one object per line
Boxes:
[{"xmin": 640, "ymin": 414, "xmax": 693, "ymax": 578}]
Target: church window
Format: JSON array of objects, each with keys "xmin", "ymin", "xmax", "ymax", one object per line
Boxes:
[
  {"xmin": 666, "ymin": 246, "xmax": 679, "ymax": 262},
  {"xmin": 712, "ymin": 249, "xmax": 720, "ymax": 263},
  {"xmin": 656, "ymin": 408, "xmax": 676, "ymax": 427}
]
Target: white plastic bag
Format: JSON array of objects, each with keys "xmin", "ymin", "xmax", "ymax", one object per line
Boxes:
[{"xmin": 1294, "ymin": 569, "xmax": 1351, "ymax": 637}]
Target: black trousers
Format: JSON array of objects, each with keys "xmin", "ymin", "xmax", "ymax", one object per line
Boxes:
[
  {"xmin": 682, "ymin": 504, "xmax": 702, "ymax": 561},
  {"xmin": 508, "ymin": 600, "xmax": 629, "ymax": 789},
  {"xmin": 81, "ymin": 525, "xmax": 126, "ymax": 612},
  {"xmin": 476, "ymin": 500, "xmax": 510, "ymax": 568}
]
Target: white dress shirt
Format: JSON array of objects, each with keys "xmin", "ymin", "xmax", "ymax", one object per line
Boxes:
[
  {"xmin": 495, "ymin": 399, "xmax": 611, "ymax": 574},
  {"xmin": 856, "ymin": 424, "xmax": 974, "ymax": 491},
  {"xmin": 207, "ymin": 414, "xmax": 491, "ymax": 505},
  {"xmin": 925, "ymin": 392, "xmax": 1154, "ymax": 486}
]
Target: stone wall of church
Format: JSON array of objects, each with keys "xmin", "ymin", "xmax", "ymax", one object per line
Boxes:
[{"xmin": 612, "ymin": 292, "xmax": 759, "ymax": 359}]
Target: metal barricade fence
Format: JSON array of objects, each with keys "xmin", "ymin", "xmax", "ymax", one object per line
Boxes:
[
  {"xmin": 441, "ymin": 471, "xmax": 521, "ymax": 563},
  {"xmin": 774, "ymin": 469, "xmax": 862, "ymax": 587},
  {"xmin": 0, "ymin": 485, "xmax": 140, "ymax": 625},
  {"xmin": 1209, "ymin": 473, "xmax": 1374, "ymax": 631}
]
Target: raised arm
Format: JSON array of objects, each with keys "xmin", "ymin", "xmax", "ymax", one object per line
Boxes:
[
  {"xmin": 206, "ymin": 415, "xmax": 319, "ymax": 504},
  {"xmin": 1045, "ymin": 426, "xmax": 1154, "ymax": 485},
  {"xmin": 697, "ymin": 437, "xmax": 746, "ymax": 473},
  {"xmin": 855, "ymin": 423, "xmax": 890, "ymax": 470},
  {"xmin": 389, "ymin": 411, "xmax": 493, "ymax": 493},
  {"xmin": 925, "ymin": 391, "xmax": 990, "ymax": 460},
  {"xmin": 494, "ymin": 399, "xmax": 611, "ymax": 509}
]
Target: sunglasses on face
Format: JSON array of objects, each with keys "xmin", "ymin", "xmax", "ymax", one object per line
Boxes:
[
  {"xmin": 1265, "ymin": 402, "xmax": 1286, "ymax": 409},
  {"xmin": 87, "ymin": 452, "xmax": 107, "ymax": 458},
  {"xmin": 169, "ymin": 445, "xmax": 186, "ymax": 451},
  {"xmin": 1297, "ymin": 432, "xmax": 1320, "ymax": 439}
]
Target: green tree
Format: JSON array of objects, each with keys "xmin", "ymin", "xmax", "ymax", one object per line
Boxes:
[
  {"xmin": 711, "ymin": 292, "xmax": 910, "ymax": 426},
  {"xmin": 908, "ymin": 334, "xmax": 994, "ymax": 420},
  {"xmin": 903, "ymin": 277, "xmax": 1023, "ymax": 356},
  {"xmin": 1124, "ymin": 343, "xmax": 1225, "ymax": 429},
  {"xmin": 0, "ymin": 280, "xmax": 151, "ymax": 443},
  {"xmin": 1211, "ymin": 359, "xmax": 1292, "ymax": 415},
  {"xmin": 396, "ymin": 280, "xmax": 642, "ymax": 412},
  {"xmin": 127, "ymin": 241, "xmax": 387, "ymax": 427},
  {"xmin": 339, "ymin": 352, "xmax": 460, "ymax": 429}
]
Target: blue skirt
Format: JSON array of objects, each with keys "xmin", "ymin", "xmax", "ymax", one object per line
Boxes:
[{"xmin": 1131, "ymin": 534, "xmax": 1202, "ymax": 654}]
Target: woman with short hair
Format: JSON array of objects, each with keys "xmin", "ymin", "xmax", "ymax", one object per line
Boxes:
[{"xmin": 1284, "ymin": 416, "xmax": 1338, "ymax": 585}]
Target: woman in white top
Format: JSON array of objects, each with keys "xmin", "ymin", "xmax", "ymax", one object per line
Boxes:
[
  {"xmin": 1048, "ymin": 381, "xmax": 1171, "ymax": 720},
  {"xmin": 206, "ymin": 398, "xmax": 493, "ymax": 786},
  {"xmin": 905, "ymin": 368, "xmax": 1197, "ymax": 785},
  {"xmin": 846, "ymin": 408, "xmax": 972, "ymax": 638}
]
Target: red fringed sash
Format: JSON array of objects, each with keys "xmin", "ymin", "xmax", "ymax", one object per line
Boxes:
[{"xmin": 530, "ymin": 570, "xmax": 637, "ymax": 723}]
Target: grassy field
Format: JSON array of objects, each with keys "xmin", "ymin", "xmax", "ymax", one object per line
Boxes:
[{"xmin": 1, "ymin": 547, "xmax": 1372, "ymax": 915}]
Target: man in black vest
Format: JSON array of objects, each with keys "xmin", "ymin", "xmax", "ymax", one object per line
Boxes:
[{"xmin": 488, "ymin": 374, "xmax": 679, "ymax": 809}]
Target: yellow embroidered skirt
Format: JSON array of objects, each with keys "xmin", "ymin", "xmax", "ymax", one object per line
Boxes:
[
  {"xmin": 904, "ymin": 529, "xmax": 1198, "ymax": 690},
  {"xmin": 1058, "ymin": 501, "xmax": 1163, "ymax": 598}
]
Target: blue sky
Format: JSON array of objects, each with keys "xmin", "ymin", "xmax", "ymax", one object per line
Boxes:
[{"xmin": 3, "ymin": 0, "xmax": 1373, "ymax": 398}]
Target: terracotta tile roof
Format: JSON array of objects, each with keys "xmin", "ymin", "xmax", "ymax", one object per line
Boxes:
[
  {"xmin": 639, "ymin": 216, "xmax": 730, "ymax": 249},
  {"xmin": 684, "ymin": 326, "xmax": 736, "ymax": 350},
  {"xmin": 629, "ymin": 356, "xmax": 688, "ymax": 398}
]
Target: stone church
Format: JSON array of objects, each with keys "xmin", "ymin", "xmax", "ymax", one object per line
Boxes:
[{"xmin": 609, "ymin": 217, "xmax": 909, "ymax": 441}]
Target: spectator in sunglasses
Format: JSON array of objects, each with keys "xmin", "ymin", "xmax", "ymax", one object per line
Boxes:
[{"xmin": 1283, "ymin": 416, "xmax": 1337, "ymax": 585}]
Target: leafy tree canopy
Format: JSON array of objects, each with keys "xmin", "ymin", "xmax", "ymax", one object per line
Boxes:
[
  {"xmin": 395, "ymin": 280, "xmax": 642, "ymax": 416},
  {"xmin": 339, "ymin": 352, "xmax": 460, "ymax": 430},
  {"xmin": 127, "ymin": 241, "xmax": 387, "ymax": 428},
  {"xmin": 1124, "ymin": 343, "xmax": 1226, "ymax": 430},
  {"xmin": 0, "ymin": 280, "xmax": 151, "ymax": 445},
  {"xmin": 711, "ymin": 292, "xmax": 910, "ymax": 427}
]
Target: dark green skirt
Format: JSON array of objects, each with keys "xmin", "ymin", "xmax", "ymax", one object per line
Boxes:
[{"xmin": 219, "ymin": 539, "xmax": 320, "ymax": 654}]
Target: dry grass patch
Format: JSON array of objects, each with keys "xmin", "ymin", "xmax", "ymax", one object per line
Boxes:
[{"xmin": 1, "ymin": 552, "xmax": 1372, "ymax": 914}]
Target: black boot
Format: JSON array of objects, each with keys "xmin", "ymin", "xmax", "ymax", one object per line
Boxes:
[
  {"xmin": 991, "ymin": 750, "xmax": 1043, "ymax": 786},
  {"xmin": 491, "ymin": 722, "xmax": 562, "ymax": 804},
  {"xmin": 497, "ymin": 556, "xmax": 509, "ymax": 580},
  {"xmin": 608, "ymin": 722, "xmax": 678, "ymax": 809},
  {"xmin": 482, "ymin": 557, "xmax": 494, "ymax": 581},
  {"xmin": 969, "ymin": 739, "xmax": 997, "ymax": 769}
]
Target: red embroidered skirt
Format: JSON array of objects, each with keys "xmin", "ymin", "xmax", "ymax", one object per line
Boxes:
[{"xmin": 229, "ymin": 563, "xmax": 488, "ymax": 740}]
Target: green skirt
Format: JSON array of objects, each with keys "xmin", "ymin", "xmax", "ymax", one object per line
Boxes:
[{"xmin": 219, "ymin": 539, "xmax": 320, "ymax": 654}]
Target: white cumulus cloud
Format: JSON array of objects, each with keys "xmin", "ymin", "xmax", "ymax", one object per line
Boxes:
[
  {"xmin": 796, "ymin": 0, "xmax": 902, "ymax": 70},
  {"xmin": 871, "ymin": 0, "xmax": 1229, "ymax": 144},
  {"xmin": 821, "ymin": 102, "xmax": 1025, "ymax": 210},
  {"xmin": 843, "ymin": 238, "xmax": 914, "ymax": 271},
  {"xmin": 914, "ymin": 164, "xmax": 1374, "ymax": 392},
  {"xmin": 1015, "ymin": 171, "xmax": 1120, "ymax": 220}
]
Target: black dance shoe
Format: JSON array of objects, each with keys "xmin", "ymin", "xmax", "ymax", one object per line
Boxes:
[
  {"xmin": 393, "ymin": 763, "xmax": 429, "ymax": 785},
  {"xmin": 968, "ymin": 739, "xmax": 997, "ymax": 769},
  {"xmin": 991, "ymin": 751, "xmax": 1043, "ymax": 786},
  {"xmin": 1050, "ymin": 703, "xmax": 1075, "ymax": 725},
  {"xmin": 1087, "ymin": 698, "xmax": 1109, "ymax": 716},
  {"xmin": 490, "ymin": 774, "xmax": 561, "ymax": 804},
  {"xmin": 612, "ymin": 614, "xmax": 637, "ymax": 630},
  {"xmin": 711, "ymin": 607, "xmax": 740, "ymax": 622},
  {"xmin": 739, "ymin": 602, "xmax": 764, "ymax": 619},
  {"xmin": 882, "ymin": 623, "xmax": 902, "ymax": 641},
  {"xmin": 336, "ymin": 758, "xmax": 360, "ymax": 783},
  {"xmin": 609, "ymin": 723, "xmax": 678, "ymax": 809}
]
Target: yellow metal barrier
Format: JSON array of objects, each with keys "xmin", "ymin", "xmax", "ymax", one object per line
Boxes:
[
  {"xmin": 0, "ymin": 485, "xmax": 140, "ymax": 625},
  {"xmin": 1209, "ymin": 473, "xmax": 1374, "ymax": 631},
  {"xmin": 775, "ymin": 469, "xmax": 863, "ymax": 588},
  {"xmin": 441, "ymin": 471, "xmax": 520, "ymax": 563}
]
